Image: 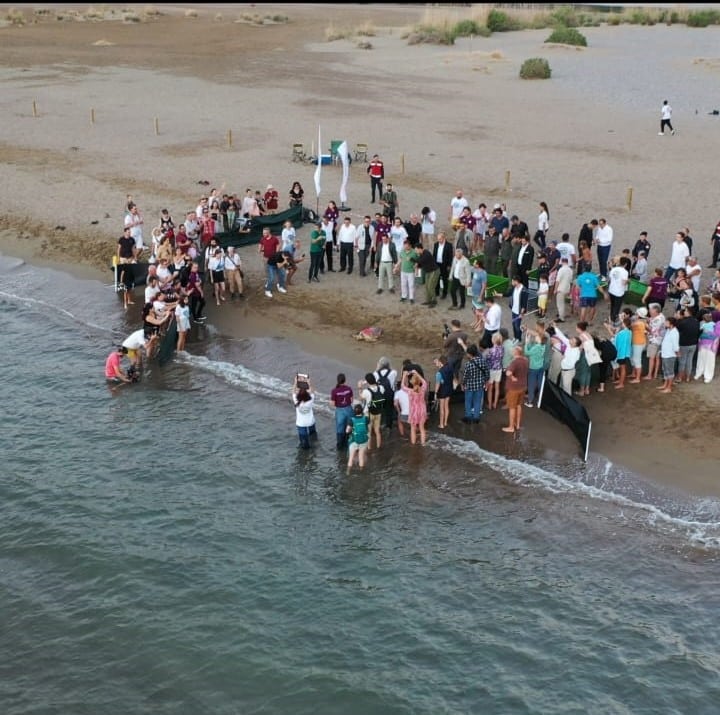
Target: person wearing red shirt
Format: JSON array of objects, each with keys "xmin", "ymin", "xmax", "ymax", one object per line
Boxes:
[
  {"xmin": 264, "ymin": 184, "xmax": 279, "ymax": 214},
  {"xmin": 367, "ymin": 154, "xmax": 384, "ymax": 203}
]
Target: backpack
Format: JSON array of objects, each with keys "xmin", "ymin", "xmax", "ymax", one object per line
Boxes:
[
  {"xmin": 351, "ymin": 415, "xmax": 368, "ymax": 444},
  {"xmin": 376, "ymin": 368, "xmax": 394, "ymax": 405},
  {"xmin": 367, "ymin": 385, "xmax": 385, "ymax": 415}
]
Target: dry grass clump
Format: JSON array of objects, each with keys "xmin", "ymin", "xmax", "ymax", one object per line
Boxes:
[
  {"xmin": 82, "ymin": 6, "xmax": 105, "ymax": 21},
  {"xmin": 184, "ymin": 9, "xmax": 198, "ymax": 19},
  {"xmin": 5, "ymin": 7, "xmax": 27, "ymax": 26},
  {"xmin": 356, "ymin": 40, "xmax": 373, "ymax": 50},
  {"xmin": 143, "ymin": 6, "xmax": 162, "ymax": 17},
  {"xmin": 325, "ymin": 24, "xmax": 354, "ymax": 41},
  {"xmin": 355, "ymin": 21, "xmax": 376, "ymax": 37},
  {"xmin": 236, "ymin": 13, "xmax": 288, "ymax": 26}
]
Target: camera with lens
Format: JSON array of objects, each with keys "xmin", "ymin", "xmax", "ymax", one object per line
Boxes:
[{"xmin": 296, "ymin": 373, "xmax": 309, "ymax": 390}]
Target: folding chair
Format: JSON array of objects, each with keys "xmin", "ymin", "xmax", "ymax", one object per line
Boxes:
[
  {"xmin": 292, "ymin": 143, "xmax": 306, "ymax": 162},
  {"xmin": 353, "ymin": 143, "xmax": 368, "ymax": 163}
]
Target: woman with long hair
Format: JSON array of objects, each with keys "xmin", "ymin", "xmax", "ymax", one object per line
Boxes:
[
  {"xmin": 534, "ymin": 201, "xmax": 550, "ymax": 249},
  {"xmin": 402, "ymin": 368, "xmax": 428, "ymax": 445},
  {"xmin": 289, "ymin": 181, "xmax": 304, "ymax": 208}
]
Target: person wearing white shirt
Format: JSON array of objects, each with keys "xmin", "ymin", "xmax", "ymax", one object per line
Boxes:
[
  {"xmin": 480, "ymin": 295, "xmax": 503, "ymax": 349},
  {"xmin": 595, "ymin": 218, "xmax": 614, "ymax": 280},
  {"xmin": 281, "ymin": 221, "xmax": 297, "ymax": 253},
  {"xmin": 659, "ymin": 100, "xmax": 675, "ymax": 135},
  {"xmin": 124, "ymin": 203, "xmax": 144, "ymax": 257},
  {"xmin": 224, "ymin": 246, "xmax": 244, "ymax": 299},
  {"xmin": 685, "ymin": 256, "xmax": 702, "ymax": 293},
  {"xmin": 665, "ymin": 231, "xmax": 690, "ymax": 281},
  {"xmin": 449, "ymin": 190, "xmax": 469, "ymax": 223},
  {"xmin": 390, "ymin": 218, "xmax": 408, "ymax": 255},
  {"xmin": 337, "ymin": 216, "xmax": 357, "ymax": 274},
  {"xmin": 144, "ymin": 277, "xmax": 160, "ymax": 305},
  {"xmin": 607, "ymin": 258, "xmax": 629, "ymax": 323},
  {"xmin": 554, "ymin": 258, "xmax": 574, "ymax": 321},
  {"xmin": 552, "ymin": 323, "xmax": 581, "ymax": 395},
  {"xmin": 376, "ymin": 235, "xmax": 398, "ymax": 293},
  {"xmin": 355, "ymin": 215, "xmax": 376, "ymax": 278},
  {"xmin": 659, "ymin": 316, "xmax": 680, "ymax": 392},
  {"xmin": 421, "ymin": 206, "xmax": 436, "ymax": 243},
  {"xmin": 556, "ymin": 235, "xmax": 576, "ymax": 268},
  {"xmin": 449, "ymin": 247, "xmax": 471, "ymax": 310}
]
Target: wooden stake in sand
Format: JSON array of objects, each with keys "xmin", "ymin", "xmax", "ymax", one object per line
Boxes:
[
  {"xmin": 626, "ymin": 186, "xmax": 633, "ymax": 211},
  {"xmin": 401, "ymin": 153, "xmax": 405, "ymax": 175},
  {"xmin": 505, "ymin": 170, "xmax": 511, "ymax": 193},
  {"xmin": 154, "ymin": 117, "xmax": 159, "ymax": 136},
  {"xmin": 90, "ymin": 108, "xmax": 95, "ymax": 124},
  {"xmin": 227, "ymin": 129, "xmax": 233, "ymax": 148},
  {"xmin": 32, "ymin": 100, "xmax": 38, "ymax": 117}
]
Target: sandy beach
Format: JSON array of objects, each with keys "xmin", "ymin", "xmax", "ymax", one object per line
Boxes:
[{"xmin": 1, "ymin": 3, "xmax": 718, "ymax": 493}]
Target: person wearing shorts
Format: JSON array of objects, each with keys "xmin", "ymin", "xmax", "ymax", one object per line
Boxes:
[
  {"xmin": 347, "ymin": 404, "xmax": 369, "ymax": 470},
  {"xmin": 575, "ymin": 269, "xmax": 606, "ymax": 324},
  {"xmin": 503, "ymin": 346, "xmax": 529, "ymax": 433}
]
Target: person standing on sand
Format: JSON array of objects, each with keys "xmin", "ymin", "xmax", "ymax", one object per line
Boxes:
[
  {"xmin": 658, "ymin": 316, "xmax": 680, "ymax": 392},
  {"xmin": 659, "ymin": 100, "xmax": 675, "ymax": 135},
  {"xmin": 367, "ymin": 154, "xmax": 384, "ymax": 203},
  {"xmin": 414, "ymin": 244, "xmax": 440, "ymax": 308},
  {"xmin": 503, "ymin": 345, "xmax": 529, "ymax": 434}
]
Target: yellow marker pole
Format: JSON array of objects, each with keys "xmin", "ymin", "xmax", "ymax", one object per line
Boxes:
[
  {"xmin": 626, "ymin": 187, "xmax": 633, "ymax": 211},
  {"xmin": 227, "ymin": 129, "xmax": 233, "ymax": 148},
  {"xmin": 154, "ymin": 117, "xmax": 159, "ymax": 136},
  {"xmin": 401, "ymin": 153, "xmax": 405, "ymax": 175},
  {"xmin": 32, "ymin": 100, "xmax": 38, "ymax": 117},
  {"xmin": 90, "ymin": 108, "xmax": 95, "ymax": 124},
  {"xmin": 505, "ymin": 170, "xmax": 511, "ymax": 193}
]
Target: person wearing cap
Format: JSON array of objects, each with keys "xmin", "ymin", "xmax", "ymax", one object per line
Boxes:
[
  {"xmin": 105, "ymin": 345, "xmax": 132, "ymax": 385},
  {"xmin": 264, "ymin": 184, "xmax": 279, "ymax": 214},
  {"xmin": 308, "ymin": 227, "xmax": 325, "ymax": 282},
  {"xmin": 367, "ymin": 154, "xmax": 385, "ymax": 203}
]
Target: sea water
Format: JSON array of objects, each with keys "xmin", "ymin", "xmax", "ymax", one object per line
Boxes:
[{"xmin": 1, "ymin": 255, "xmax": 719, "ymax": 715}]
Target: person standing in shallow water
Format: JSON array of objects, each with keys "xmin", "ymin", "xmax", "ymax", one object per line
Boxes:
[{"xmin": 331, "ymin": 373, "xmax": 354, "ymax": 450}]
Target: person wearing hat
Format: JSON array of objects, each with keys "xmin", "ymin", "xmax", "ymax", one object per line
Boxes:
[{"xmin": 308, "ymin": 227, "xmax": 325, "ymax": 283}]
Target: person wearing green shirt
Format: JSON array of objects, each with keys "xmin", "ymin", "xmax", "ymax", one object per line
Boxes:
[
  {"xmin": 395, "ymin": 238, "xmax": 418, "ymax": 303},
  {"xmin": 308, "ymin": 227, "xmax": 325, "ymax": 283},
  {"xmin": 523, "ymin": 328, "xmax": 547, "ymax": 408}
]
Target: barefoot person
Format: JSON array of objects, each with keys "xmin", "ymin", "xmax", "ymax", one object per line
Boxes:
[
  {"xmin": 503, "ymin": 345, "xmax": 528, "ymax": 434},
  {"xmin": 346, "ymin": 404, "xmax": 370, "ymax": 471},
  {"xmin": 402, "ymin": 368, "xmax": 428, "ymax": 445},
  {"xmin": 104, "ymin": 345, "xmax": 132, "ymax": 385},
  {"xmin": 658, "ymin": 316, "xmax": 680, "ymax": 393}
]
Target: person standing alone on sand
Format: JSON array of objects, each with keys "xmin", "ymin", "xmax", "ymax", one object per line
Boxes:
[
  {"xmin": 368, "ymin": 154, "xmax": 384, "ymax": 203},
  {"xmin": 659, "ymin": 100, "xmax": 675, "ymax": 135}
]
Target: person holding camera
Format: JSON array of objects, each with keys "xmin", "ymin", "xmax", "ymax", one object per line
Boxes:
[{"xmin": 292, "ymin": 374, "xmax": 317, "ymax": 449}]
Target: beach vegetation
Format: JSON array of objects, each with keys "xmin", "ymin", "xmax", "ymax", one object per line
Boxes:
[
  {"xmin": 184, "ymin": 9, "xmax": 198, "ymax": 19},
  {"xmin": 549, "ymin": 6, "xmax": 580, "ymax": 28},
  {"xmin": 325, "ymin": 24, "xmax": 354, "ymax": 41},
  {"xmin": 356, "ymin": 40, "xmax": 373, "ymax": 50},
  {"xmin": 143, "ymin": 6, "xmax": 162, "ymax": 17},
  {"xmin": 355, "ymin": 22, "xmax": 376, "ymax": 37},
  {"xmin": 487, "ymin": 9, "xmax": 520, "ymax": 32},
  {"xmin": 686, "ymin": 10, "xmax": 720, "ymax": 27},
  {"xmin": 519, "ymin": 57, "xmax": 551, "ymax": 80},
  {"xmin": 406, "ymin": 25, "xmax": 457, "ymax": 45},
  {"xmin": 546, "ymin": 26, "xmax": 587, "ymax": 47},
  {"xmin": 5, "ymin": 7, "xmax": 27, "ymax": 25},
  {"xmin": 123, "ymin": 12, "xmax": 141, "ymax": 23}
]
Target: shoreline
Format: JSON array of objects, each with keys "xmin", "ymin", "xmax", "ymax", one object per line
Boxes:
[
  {"xmin": 1, "ymin": 6, "xmax": 719, "ymax": 496},
  {"xmin": 3, "ymin": 234, "xmax": 719, "ymax": 499}
]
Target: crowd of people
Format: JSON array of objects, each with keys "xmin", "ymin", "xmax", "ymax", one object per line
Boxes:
[{"xmin": 107, "ymin": 172, "xmax": 720, "ymax": 449}]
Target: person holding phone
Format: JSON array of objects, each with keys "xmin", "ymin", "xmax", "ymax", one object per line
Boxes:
[{"xmin": 292, "ymin": 374, "xmax": 316, "ymax": 449}]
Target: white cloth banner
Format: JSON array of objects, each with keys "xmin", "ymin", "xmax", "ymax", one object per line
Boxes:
[
  {"xmin": 338, "ymin": 140, "xmax": 350, "ymax": 204},
  {"xmin": 313, "ymin": 125, "xmax": 322, "ymax": 198}
]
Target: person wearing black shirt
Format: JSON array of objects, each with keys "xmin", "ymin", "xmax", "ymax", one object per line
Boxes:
[
  {"xmin": 675, "ymin": 308, "xmax": 700, "ymax": 383},
  {"xmin": 414, "ymin": 245, "xmax": 440, "ymax": 307},
  {"xmin": 578, "ymin": 219, "xmax": 597, "ymax": 252},
  {"xmin": 404, "ymin": 214, "xmax": 423, "ymax": 248}
]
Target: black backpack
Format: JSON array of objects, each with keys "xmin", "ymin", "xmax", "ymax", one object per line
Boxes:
[
  {"xmin": 376, "ymin": 368, "xmax": 394, "ymax": 405},
  {"xmin": 367, "ymin": 385, "xmax": 385, "ymax": 415}
]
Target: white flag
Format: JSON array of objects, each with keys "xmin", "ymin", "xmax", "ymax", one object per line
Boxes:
[
  {"xmin": 338, "ymin": 140, "xmax": 350, "ymax": 204},
  {"xmin": 313, "ymin": 125, "xmax": 322, "ymax": 198}
]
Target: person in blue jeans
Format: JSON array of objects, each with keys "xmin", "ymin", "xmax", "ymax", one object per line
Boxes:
[
  {"xmin": 265, "ymin": 250, "xmax": 291, "ymax": 299},
  {"xmin": 523, "ymin": 329, "xmax": 546, "ymax": 408},
  {"xmin": 330, "ymin": 373, "xmax": 354, "ymax": 450},
  {"xmin": 459, "ymin": 343, "xmax": 490, "ymax": 423}
]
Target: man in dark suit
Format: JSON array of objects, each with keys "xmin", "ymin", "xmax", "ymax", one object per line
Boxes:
[
  {"xmin": 433, "ymin": 232, "xmax": 454, "ymax": 299},
  {"xmin": 508, "ymin": 275, "xmax": 529, "ymax": 341},
  {"xmin": 516, "ymin": 235, "xmax": 535, "ymax": 287}
]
